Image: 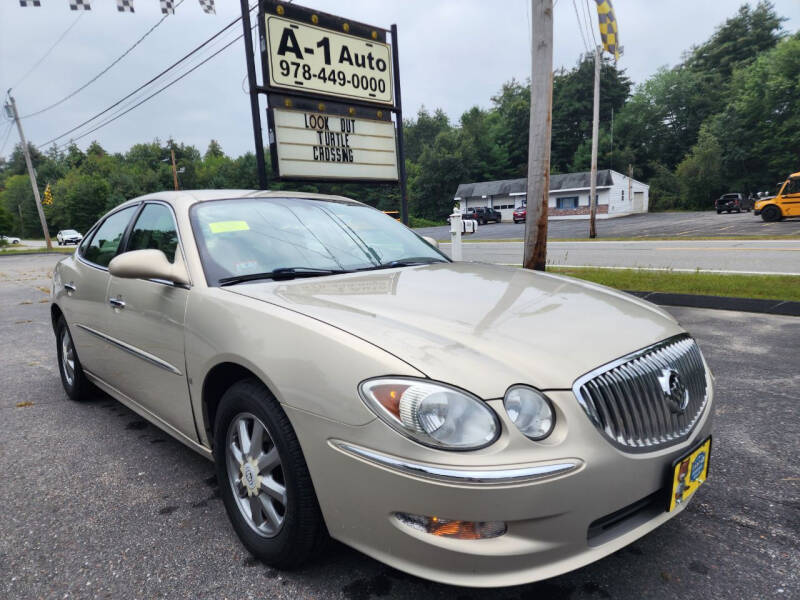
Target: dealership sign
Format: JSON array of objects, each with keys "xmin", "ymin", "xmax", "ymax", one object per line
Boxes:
[
  {"xmin": 261, "ymin": 1, "xmax": 401, "ymax": 182},
  {"xmin": 264, "ymin": 15, "xmax": 394, "ymax": 106},
  {"xmin": 271, "ymin": 107, "xmax": 398, "ymax": 181}
]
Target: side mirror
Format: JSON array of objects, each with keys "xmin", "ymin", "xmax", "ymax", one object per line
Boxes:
[
  {"xmin": 422, "ymin": 236, "xmax": 439, "ymax": 249},
  {"xmin": 109, "ymin": 249, "xmax": 190, "ymax": 286}
]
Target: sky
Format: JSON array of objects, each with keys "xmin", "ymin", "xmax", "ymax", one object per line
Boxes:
[{"xmin": 1, "ymin": 0, "xmax": 798, "ymax": 159}]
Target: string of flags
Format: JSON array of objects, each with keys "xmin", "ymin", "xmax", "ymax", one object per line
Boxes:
[{"xmin": 18, "ymin": 0, "xmax": 215, "ymax": 14}]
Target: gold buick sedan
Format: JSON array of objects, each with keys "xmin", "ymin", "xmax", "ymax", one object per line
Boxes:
[{"xmin": 51, "ymin": 190, "xmax": 713, "ymax": 587}]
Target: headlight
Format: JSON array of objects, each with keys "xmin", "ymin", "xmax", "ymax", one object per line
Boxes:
[
  {"xmin": 359, "ymin": 378, "xmax": 500, "ymax": 450},
  {"xmin": 503, "ymin": 386, "xmax": 555, "ymax": 440}
]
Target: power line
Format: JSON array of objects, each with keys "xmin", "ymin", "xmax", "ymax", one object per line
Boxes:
[
  {"xmin": 54, "ymin": 34, "xmax": 245, "ymax": 151},
  {"xmin": 582, "ymin": 0, "xmax": 599, "ymax": 48},
  {"xmin": 21, "ymin": 0, "xmax": 185, "ymax": 120},
  {"xmin": 0, "ymin": 121, "xmax": 15, "ymax": 157},
  {"xmin": 39, "ymin": 7, "xmax": 251, "ymax": 148},
  {"xmin": 572, "ymin": 0, "xmax": 591, "ymax": 54},
  {"xmin": 54, "ymin": 26, "xmax": 246, "ymax": 149},
  {"xmin": 12, "ymin": 12, "xmax": 85, "ymax": 92}
]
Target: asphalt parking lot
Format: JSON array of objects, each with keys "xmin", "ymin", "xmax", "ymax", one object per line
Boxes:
[
  {"xmin": 414, "ymin": 210, "xmax": 800, "ymax": 241},
  {"xmin": 2, "ymin": 254, "xmax": 798, "ymax": 600}
]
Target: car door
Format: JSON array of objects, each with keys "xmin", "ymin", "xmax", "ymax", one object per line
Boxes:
[
  {"xmin": 780, "ymin": 178, "xmax": 800, "ymax": 216},
  {"xmin": 58, "ymin": 205, "xmax": 139, "ymax": 380},
  {"xmin": 104, "ymin": 201, "xmax": 196, "ymax": 440}
]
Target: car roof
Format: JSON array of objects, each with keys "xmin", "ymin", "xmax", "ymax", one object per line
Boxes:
[{"xmin": 113, "ymin": 190, "xmax": 365, "ymax": 213}]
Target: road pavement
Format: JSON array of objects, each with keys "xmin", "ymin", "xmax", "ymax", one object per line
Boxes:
[
  {"xmin": 438, "ymin": 239, "xmax": 800, "ymax": 274},
  {"xmin": 1, "ymin": 254, "xmax": 798, "ymax": 600},
  {"xmin": 415, "ymin": 210, "xmax": 800, "ymax": 241}
]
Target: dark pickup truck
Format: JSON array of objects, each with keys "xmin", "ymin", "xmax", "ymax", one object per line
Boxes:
[
  {"xmin": 464, "ymin": 207, "xmax": 502, "ymax": 224},
  {"xmin": 715, "ymin": 193, "xmax": 753, "ymax": 213}
]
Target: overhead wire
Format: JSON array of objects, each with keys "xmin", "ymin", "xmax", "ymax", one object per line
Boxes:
[
  {"xmin": 52, "ymin": 25, "xmax": 254, "ymax": 151},
  {"xmin": 11, "ymin": 11, "xmax": 85, "ymax": 92},
  {"xmin": 0, "ymin": 121, "xmax": 15, "ymax": 157},
  {"xmin": 21, "ymin": 0, "xmax": 185, "ymax": 119},
  {"xmin": 582, "ymin": 0, "xmax": 599, "ymax": 49},
  {"xmin": 39, "ymin": 5, "xmax": 254, "ymax": 148},
  {"xmin": 572, "ymin": 0, "xmax": 591, "ymax": 54}
]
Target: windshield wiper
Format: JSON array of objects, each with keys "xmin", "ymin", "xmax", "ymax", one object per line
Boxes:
[
  {"xmin": 361, "ymin": 257, "xmax": 448, "ymax": 271},
  {"xmin": 219, "ymin": 267, "xmax": 351, "ymax": 286}
]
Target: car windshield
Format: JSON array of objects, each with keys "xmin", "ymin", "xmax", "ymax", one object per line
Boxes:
[
  {"xmin": 63, "ymin": 230, "xmax": 79, "ymax": 235},
  {"xmin": 190, "ymin": 197, "xmax": 448, "ymax": 286}
]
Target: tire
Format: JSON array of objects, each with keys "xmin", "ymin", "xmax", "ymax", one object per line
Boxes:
[
  {"xmin": 761, "ymin": 205, "xmax": 782, "ymax": 222},
  {"xmin": 214, "ymin": 378, "xmax": 325, "ymax": 569},
  {"xmin": 736, "ymin": 208, "xmax": 741, "ymax": 213},
  {"xmin": 56, "ymin": 316, "xmax": 92, "ymax": 401},
  {"xmin": 716, "ymin": 210, "xmax": 722, "ymax": 214}
]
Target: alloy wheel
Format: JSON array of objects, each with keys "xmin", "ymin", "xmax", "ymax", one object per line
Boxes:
[
  {"xmin": 60, "ymin": 328, "xmax": 76, "ymax": 387},
  {"xmin": 225, "ymin": 412, "xmax": 287, "ymax": 538}
]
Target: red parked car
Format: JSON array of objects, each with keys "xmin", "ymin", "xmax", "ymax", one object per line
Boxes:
[{"xmin": 513, "ymin": 206, "xmax": 527, "ymax": 224}]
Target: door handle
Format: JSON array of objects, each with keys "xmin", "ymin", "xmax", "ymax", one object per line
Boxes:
[
  {"xmin": 109, "ymin": 297, "xmax": 126, "ymax": 309},
  {"xmin": 64, "ymin": 282, "xmax": 76, "ymax": 292}
]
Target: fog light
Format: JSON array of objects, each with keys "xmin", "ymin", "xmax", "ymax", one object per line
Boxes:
[{"xmin": 394, "ymin": 512, "xmax": 506, "ymax": 540}]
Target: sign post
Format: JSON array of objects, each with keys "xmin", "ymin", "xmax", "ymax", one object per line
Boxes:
[{"xmin": 241, "ymin": 1, "xmax": 407, "ymax": 221}]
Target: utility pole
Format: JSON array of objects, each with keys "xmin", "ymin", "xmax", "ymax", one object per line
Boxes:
[
  {"xmin": 588, "ymin": 45, "xmax": 601, "ymax": 239},
  {"xmin": 170, "ymin": 148, "xmax": 179, "ymax": 191},
  {"xmin": 628, "ymin": 163, "xmax": 633, "ymax": 208},
  {"xmin": 523, "ymin": 0, "xmax": 554, "ymax": 272},
  {"xmin": 5, "ymin": 94, "xmax": 52, "ymax": 249}
]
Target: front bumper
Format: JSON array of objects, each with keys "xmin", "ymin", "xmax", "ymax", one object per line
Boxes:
[{"xmin": 286, "ymin": 385, "xmax": 714, "ymax": 587}]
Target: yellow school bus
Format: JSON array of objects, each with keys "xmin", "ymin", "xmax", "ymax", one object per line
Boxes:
[{"xmin": 754, "ymin": 171, "xmax": 800, "ymax": 221}]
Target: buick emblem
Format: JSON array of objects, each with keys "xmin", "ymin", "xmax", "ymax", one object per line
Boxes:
[{"xmin": 658, "ymin": 368, "xmax": 689, "ymax": 414}]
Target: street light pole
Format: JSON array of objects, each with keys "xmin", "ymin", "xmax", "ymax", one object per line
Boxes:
[{"xmin": 5, "ymin": 94, "xmax": 52, "ymax": 249}]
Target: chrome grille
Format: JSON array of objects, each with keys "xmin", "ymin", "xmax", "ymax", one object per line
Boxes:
[{"xmin": 573, "ymin": 334, "xmax": 709, "ymax": 452}]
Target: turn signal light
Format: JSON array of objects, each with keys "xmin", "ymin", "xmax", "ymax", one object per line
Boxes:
[{"xmin": 394, "ymin": 512, "xmax": 506, "ymax": 540}]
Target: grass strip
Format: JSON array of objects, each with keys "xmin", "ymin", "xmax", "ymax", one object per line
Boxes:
[
  {"xmin": 548, "ymin": 267, "xmax": 800, "ymax": 302},
  {"xmin": 0, "ymin": 247, "xmax": 74, "ymax": 255}
]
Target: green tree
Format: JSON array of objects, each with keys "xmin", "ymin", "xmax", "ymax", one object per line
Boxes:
[
  {"xmin": 675, "ymin": 126, "xmax": 725, "ymax": 209},
  {"xmin": 1, "ymin": 174, "xmax": 37, "ymax": 236}
]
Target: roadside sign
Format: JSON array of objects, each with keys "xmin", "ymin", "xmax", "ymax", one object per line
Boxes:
[
  {"xmin": 270, "ymin": 105, "xmax": 398, "ymax": 181},
  {"xmin": 262, "ymin": 3, "xmax": 394, "ymax": 106}
]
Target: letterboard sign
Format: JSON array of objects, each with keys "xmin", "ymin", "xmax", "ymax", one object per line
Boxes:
[{"xmin": 271, "ymin": 107, "xmax": 399, "ymax": 181}]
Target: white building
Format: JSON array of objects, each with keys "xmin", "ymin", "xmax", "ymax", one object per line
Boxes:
[{"xmin": 454, "ymin": 169, "xmax": 650, "ymax": 221}]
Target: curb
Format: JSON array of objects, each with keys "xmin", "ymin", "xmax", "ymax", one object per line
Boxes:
[{"xmin": 625, "ymin": 291, "xmax": 800, "ymax": 317}]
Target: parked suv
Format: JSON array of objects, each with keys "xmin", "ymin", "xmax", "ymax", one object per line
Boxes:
[
  {"xmin": 464, "ymin": 206, "xmax": 501, "ymax": 224},
  {"xmin": 57, "ymin": 230, "xmax": 83, "ymax": 245},
  {"xmin": 715, "ymin": 193, "xmax": 750, "ymax": 214}
]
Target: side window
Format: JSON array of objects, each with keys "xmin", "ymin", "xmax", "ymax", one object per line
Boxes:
[
  {"xmin": 83, "ymin": 206, "xmax": 137, "ymax": 268},
  {"xmin": 127, "ymin": 203, "xmax": 179, "ymax": 263},
  {"xmin": 784, "ymin": 179, "xmax": 800, "ymax": 195}
]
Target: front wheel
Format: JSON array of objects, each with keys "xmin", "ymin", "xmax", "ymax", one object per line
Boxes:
[
  {"xmin": 716, "ymin": 210, "xmax": 722, "ymax": 214},
  {"xmin": 761, "ymin": 205, "xmax": 782, "ymax": 222},
  {"xmin": 56, "ymin": 317, "xmax": 92, "ymax": 401},
  {"xmin": 214, "ymin": 379, "xmax": 325, "ymax": 569}
]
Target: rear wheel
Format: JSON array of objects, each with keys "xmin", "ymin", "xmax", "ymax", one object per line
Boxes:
[
  {"xmin": 761, "ymin": 205, "xmax": 782, "ymax": 222},
  {"xmin": 56, "ymin": 317, "xmax": 91, "ymax": 401},
  {"xmin": 214, "ymin": 378, "xmax": 325, "ymax": 569},
  {"xmin": 716, "ymin": 209, "xmax": 722, "ymax": 214}
]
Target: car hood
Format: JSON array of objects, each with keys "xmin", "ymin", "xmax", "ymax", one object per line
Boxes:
[{"xmin": 227, "ymin": 263, "xmax": 684, "ymax": 397}]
